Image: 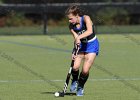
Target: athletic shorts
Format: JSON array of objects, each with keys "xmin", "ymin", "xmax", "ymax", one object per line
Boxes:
[{"xmin": 79, "ymin": 37, "xmax": 99, "ymax": 55}]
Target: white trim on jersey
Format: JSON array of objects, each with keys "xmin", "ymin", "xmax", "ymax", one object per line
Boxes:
[{"xmin": 87, "ymin": 35, "xmax": 97, "ymax": 42}]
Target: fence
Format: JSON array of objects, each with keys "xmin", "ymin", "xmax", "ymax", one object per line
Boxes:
[{"xmin": 0, "ymin": 2, "xmax": 140, "ymax": 35}]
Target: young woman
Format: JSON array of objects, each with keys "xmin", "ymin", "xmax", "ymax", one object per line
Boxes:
[{"xmin": 65, "ymin": 5, "xmax": 99, "ymax": 96}]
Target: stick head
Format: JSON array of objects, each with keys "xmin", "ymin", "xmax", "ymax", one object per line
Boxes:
[
  {"xmin": 59, "ymin": 91, "xmax": 65, "ymax": 97},
  {"xmin": 54, "ymin": 91, "xmax": 64, "ymax": 97}
]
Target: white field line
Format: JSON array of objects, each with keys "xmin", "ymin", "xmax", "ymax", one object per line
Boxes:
[{"xmin": 0, "ymin": 78, "xmax": 140, "ymax": 83}]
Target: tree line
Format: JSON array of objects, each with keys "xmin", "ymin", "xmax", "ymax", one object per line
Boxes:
[{"xmin": 0, "ymin": 0, "xmax": 140, "ymax": 26}]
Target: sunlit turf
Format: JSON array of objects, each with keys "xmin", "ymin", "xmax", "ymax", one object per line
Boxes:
[{"xmin": 0, "ymin": 34, "xmax": 140, "ymax": 100}]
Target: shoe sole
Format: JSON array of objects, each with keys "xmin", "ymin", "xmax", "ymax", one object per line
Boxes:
[{"xmin": 77, "ymin": 94, "xmax": 83, "ymax": 96}]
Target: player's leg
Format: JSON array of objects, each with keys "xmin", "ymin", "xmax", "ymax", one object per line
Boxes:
[
  {"xmin": 70, "ymin": 52, "xmax": 84, "ymax": 92},
  {"xmin": 77, "ymin": 53, "xmax": 96, "ymax": 96}
]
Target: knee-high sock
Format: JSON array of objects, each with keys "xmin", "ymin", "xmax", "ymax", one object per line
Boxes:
[
  {"xmin": 78, "ymin": 72, "xmax": 89, "ymax": 88},
  {"xmin": 71, "ymin": 69, "xmax": 79, "ymax": 81}
]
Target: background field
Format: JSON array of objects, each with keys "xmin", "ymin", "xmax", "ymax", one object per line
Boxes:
[
  {"xmin": 0, "ymin": 1, "xmax": 140, "ymax": 100},
  {"xmin": 0, "ymin": 32, "xmax": 140, "ymax": 100}
]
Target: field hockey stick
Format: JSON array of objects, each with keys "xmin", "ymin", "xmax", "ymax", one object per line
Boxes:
[{"xmin": 55, "ymin": 44, "xmax": 80, "ymax": 97}]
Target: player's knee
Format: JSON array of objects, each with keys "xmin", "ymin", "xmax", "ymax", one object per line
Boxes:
[
  {"xmin": 73, "ymin": 65, "xmax": 80, "ymax": 71},
  {"xmin": 82, "ymin": 69, "xmax": 89, "ymax": 75},
  {"xmin": 85, "ymin": 56, "xmax": 93, "ymax": 64},
  {"xmin": 86, "ymin": 59, "xmax": 94, "ymax": 65}
]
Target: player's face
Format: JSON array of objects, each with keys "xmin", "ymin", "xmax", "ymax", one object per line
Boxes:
[{"xmin": 67, "ymin": 14, "xmax": 77, "ymax": 24}]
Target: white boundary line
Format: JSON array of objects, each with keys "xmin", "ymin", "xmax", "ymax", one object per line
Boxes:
[{"xmin": 0, "ymin": 78, "xmax": 140, "ymax": 83}]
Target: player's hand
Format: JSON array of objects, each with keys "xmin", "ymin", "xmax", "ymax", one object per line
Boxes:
[
  {"xmin": 72, "ymin": 54, "xmax": 75, "ymax": 60},
  {"xmin": 75, "ymin": 36, "xmax": 81, "ymax": 46},
  {"xmin": 72, "ymin": 53, "xmax": 78, "ymax": 60}
]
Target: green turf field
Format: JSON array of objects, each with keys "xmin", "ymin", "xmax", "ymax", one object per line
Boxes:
[{"xmin": 0, "ymin": 34, "xmax": 140, "ymax": 100}]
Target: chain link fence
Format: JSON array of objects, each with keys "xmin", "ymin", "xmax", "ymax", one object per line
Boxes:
[{"xmin": 0, "ymin": 2, "xmax": 140, "ymax": 35}]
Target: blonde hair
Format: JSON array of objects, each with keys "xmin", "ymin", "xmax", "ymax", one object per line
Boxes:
[{"xmin": 65, "ymin": 5, "xmax": 84, "ymax": 16}]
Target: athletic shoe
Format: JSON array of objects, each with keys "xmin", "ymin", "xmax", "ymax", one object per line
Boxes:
[
  {"xmin": 77, "ymin": 86, "xmax": 84, "ymax": 96},
  {"xmin": 70, "ymin": 81, "xmax": 77, "ymax": 92}
]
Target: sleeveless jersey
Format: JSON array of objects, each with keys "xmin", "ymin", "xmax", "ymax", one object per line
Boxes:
[{"xmin": 71, "ymin": 16, "xmax": 95, "ymax": 43}]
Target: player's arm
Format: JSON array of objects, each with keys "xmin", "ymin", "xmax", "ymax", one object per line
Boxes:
[
  {"xmin": 69, "ymin": 24, "xmax": 79, "ymax": 59},
  {"xmin": 76, "ymin": 15, "xmax": 93, "ymax": 41},
  {"xmin": 69, "ymin": 24, "xmax": 78, "ymax": 40}
]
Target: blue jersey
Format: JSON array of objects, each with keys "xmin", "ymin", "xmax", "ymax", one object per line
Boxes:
[
  {"xmin": 70, "ymin": 16, "xmax": 99, "ymax": 55},
  {"xmin": 70, "ymin": 16, "xmax": 95, "ymax": 43}
]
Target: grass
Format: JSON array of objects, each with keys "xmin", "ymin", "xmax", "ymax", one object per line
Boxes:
[{"xmin": 0, "ymin": 33, "xmax": 140, "ymax": 100}]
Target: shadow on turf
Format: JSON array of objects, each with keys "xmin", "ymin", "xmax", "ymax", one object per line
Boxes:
[{"xmin": 41, "ymin": 91, "xmax": 76, "ymax": 96}]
